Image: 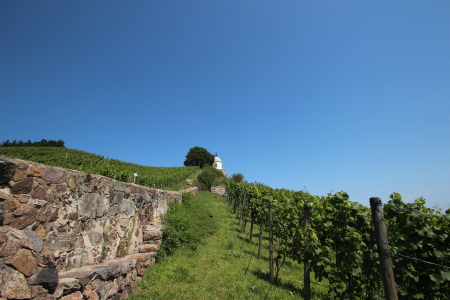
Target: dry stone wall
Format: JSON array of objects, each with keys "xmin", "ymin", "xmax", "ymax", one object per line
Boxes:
[
  {"xmin": 210, "ymin": 186, "xmax": 226, "ymax": 197},
  {"xmin": 0, "ymin": 156, "xmax": 183, "ymax": 300}
]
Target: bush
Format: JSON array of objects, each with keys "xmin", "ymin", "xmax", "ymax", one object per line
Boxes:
[
  {"xmin": 230, "ymin": 173, "xmax": 245, "ymax": 183},
  {"xmin": 196, "ymin": 165, "xmax": 225, "ymax": 191},
  {"xmin": 157, "ymin": 192, "xmax": 219, "ymax": 260}
]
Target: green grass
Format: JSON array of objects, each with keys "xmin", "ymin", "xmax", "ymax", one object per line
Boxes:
[
  {"xmin": 0, "ymin": 146, "xmax": 199, "ymax": 190},
  {"xmin": 129, "ymin": 192, "xmax": 328, "ymax": 300}
]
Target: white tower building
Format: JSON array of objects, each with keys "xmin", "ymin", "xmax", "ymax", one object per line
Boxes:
[{"xmin": 213, "ymin": 154, "xmax": 223, "ymax": 170}]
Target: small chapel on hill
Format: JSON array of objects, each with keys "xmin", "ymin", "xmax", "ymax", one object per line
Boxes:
[{"xmin": 213, "ymin": 153, "xmax": 226, "ymax": 176}]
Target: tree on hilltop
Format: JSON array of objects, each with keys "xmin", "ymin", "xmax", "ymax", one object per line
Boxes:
[
  {"xmin": 0, "ymin": 139, "xmax": 65, "ymax": 147},
  {"xmin": 184, "ymin": 147, "xmax": 214, "ymax": 168}
]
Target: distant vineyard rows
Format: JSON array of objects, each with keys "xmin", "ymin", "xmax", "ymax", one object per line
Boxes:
[
  {"xmin": 226, "ymin": 182, "xmax": 450, "ymax": 299},
  {"xmin": 0, "ymin": 147, "xmax": 199, "ymax": 189}
]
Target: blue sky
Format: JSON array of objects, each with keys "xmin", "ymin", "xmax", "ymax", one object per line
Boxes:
[{"xmin": 1, "ymin": 1, "xmax": 449, "ymax": 209}]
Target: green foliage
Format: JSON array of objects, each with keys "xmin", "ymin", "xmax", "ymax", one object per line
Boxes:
[
  {"xmin": 230, "ymin": 173, "xmax": 245, "ymax": 183},
  {"xmin": 196, "ymin": 165, "xmax": 225, "ymax": 191},
  {"xmin": 226, "ymin": 182, "xmax": 450, "ymax": 299},
  {"xmin": 0, "ymin": 147, "xmax": 199, "ymax": 190},
  {"xmin": 183, "ymin": 146, "xmax": 214, "ymax": 168},
  {"xmin": 384, "ymin": 193, "xmax": 450, "ymax": 299},
  {"xmin": 1, "ymin": 138, "xmax": 65, "ymax": 147},
  {"xmin": 157, "ymin": 192, "xmax": 220, "ymax": 260}
]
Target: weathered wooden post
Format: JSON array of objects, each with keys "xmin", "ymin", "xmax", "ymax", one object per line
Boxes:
[
  {"xmin": 269, "ymin": 201, "xmax": 274, "ymax": 283},
  {"xmin": 370, "ymin": 197, "xmax": 398, "ymax": 300},
  {"xmin": 303, "ymin": 203, "xmax": 311, "ymax": 300},
  {"xmin": 258, "ymin": 199, "xmax": 266, "ymax": 260}
]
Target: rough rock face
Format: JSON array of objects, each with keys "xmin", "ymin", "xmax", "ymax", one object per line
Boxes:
[
  {"xmin": 0, "ymin": 157, "xmax": 178, "ymax": 299},
  {"xmin": 0, "ymin": 157, "xmax": 17, "ymax": 186}
]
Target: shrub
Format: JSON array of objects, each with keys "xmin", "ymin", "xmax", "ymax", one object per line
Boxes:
[
  {"xmin": 157, "ymin": 192, "xmax": 219, "ymax": 260},
  {"xmin": 196, "ymin": 165, "xmax": 225, "ymax": 191}
]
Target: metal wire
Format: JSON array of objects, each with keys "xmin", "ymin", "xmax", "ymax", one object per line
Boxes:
[
  {"xmin": 381, "ymin": 249, "xmax": 450, "ymax": 270},
  {"xmin": 383, "ymin": 204, "xmax": 450, "ymax": 220}
]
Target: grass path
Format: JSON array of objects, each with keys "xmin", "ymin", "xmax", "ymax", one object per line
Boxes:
[{"xmin": 129, "ymin": 192, "xmax": 327, "ymax": 300}]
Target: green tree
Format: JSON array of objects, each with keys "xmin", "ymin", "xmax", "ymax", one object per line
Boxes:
[{"xmin": 183, "ymin": 147, "xmax": 214, "ymax": 168}]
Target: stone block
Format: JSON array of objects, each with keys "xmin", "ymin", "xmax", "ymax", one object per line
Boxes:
[
  {"xmin": 143, "ymin": 230, "xmax": 162, "ymax": 241},
  {"xmin": 14, "ymin": 194, "xmax": 30, "ymax": 203},
  {"xmin": 34, "ymin": 224, "xmax": 47, "ymax": 240},
  {"xmin": 36, "ymin": 202, "xmax": 51, "ymax": 222},
  {"xmin": 10, "ymin": 177, "xmax": 34, "ymax": 194},
  {"xmin": 6, "ymin": 204, "xmax": 37, "ymax": 229},
  {"xmin": 29, "ymin": 165, "xmax": 44, "ymax": 177},
  {"xmin": 13, "ymin": 169, "xmax": 27, "ymax": 181},
  {"xmin": 91, "ymin": 278, "xmax": 111, "ymax": 300},
  {"xmin": 24, "ymin": 228, "xmax": 44, "ymax": 253},
  {"xmin": 79, "ymin": 194, "xmax": 106, "ymax": 218},
  {"xmin": 31, "ymin": 285, "xmax": 49, "ymax": 299},
  {"xmin": 29, "ymin": 198, "xmax": 47, "ymax": 207},
  {"xmin": 53, "ymin": 278, "xmax": 81, "ymax": 299},
  {"xmin": 138, "ymin": 244, "xmax": 159, "ymax": 253},
  {"xmin": 121, "ymin": 285, "xmax": 132, "ymax": 299},
  {"xmin": 121, "ymin": 200, "xmax": 136, "ymax": 216},
  {"xmin": 4, "ymin": 248, "xmax": 38, "ymax": 276},
  {"xmin": 109, "ymin": 191, "xmax": 124, "ymax": 205},
  {"xmin": 2, "ymin": 269, "xmax": 32, "ymax": 299},
  {"xmin": 0, "ymin": 158, "xmax": 17, "ymax": 185},
  {"xmin": 60, "ymin": 268, "xmax": 95, "ymax": 286},
  {"xmin": 67, "ymin": 176, "xmax": 77, "ymax": 192},
  {"xmin": 44, "ymin": 168, "xmax": 60, "ymax": 184},
  {"xmin": 0, "ymin": 191, "xmax": 10, "ymax": 201},
  {"xmin": 3, "ymin": 198, "xmax": 20, "ymax": 210},
  {"xmin": 113, "ymin": 181, "xmax": 126, "ymax": 192},
  {"xmin": 91, "ymin": 263, "xmax": 121, "ymax": 281},
  {"xmin": 0, "ymin": 233, "xmax": 22, "ymax": 257},
  {"xmin": 35, "ymin": 177, "xmax": 48, "ymax": 188},
  {"xmin": 38, "ymin": 251, "xmax": 57, "ymax": 268},
  {"xmin": 31, "ymin": 184, "xmax": 48, "ymax": 200},
  {"xmin": 31, "ymin": 268, "xmax": 58, "ymax": 285},
  {"xmin": 82, "ymin": 284, "xmax": 99, "ymax": 300},
  {"xmin": 60, "ymin": 291, "xmax": 83, "ymax": 300}
]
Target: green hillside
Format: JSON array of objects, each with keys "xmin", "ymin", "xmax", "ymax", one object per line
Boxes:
[{"xmin": 0, "ymin": 147, "xmax": 199, "ymax": 190}]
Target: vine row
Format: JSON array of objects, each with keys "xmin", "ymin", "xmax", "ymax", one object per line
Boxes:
[{"xmin": 226, "ymin": 182, "xmax": 450, "ymax": 299}]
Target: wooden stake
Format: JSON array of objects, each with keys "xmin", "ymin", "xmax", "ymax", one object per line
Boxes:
[
  {"xmin": 303, "ymin": 203, "xmax": 311, "ymax": 300},
  {"xmin": 258, "ymin": 200, "xmax": 265, "ymax": 260},
  {"xmin": 370, "ymin": 197, "xmax": 398, "ymax": 300},
  {"xmin": 269, "ymin": 201, "xmax": 274, "ymax": 284}
]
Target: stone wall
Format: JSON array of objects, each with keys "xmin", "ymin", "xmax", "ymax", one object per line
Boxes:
[
  {"xmin": 210, "ymin": 186, "xmax": 226, "ymax": 197},
  {"xmin": 0, "ymin": 156, "xmax": 183, "ymax": 300}
]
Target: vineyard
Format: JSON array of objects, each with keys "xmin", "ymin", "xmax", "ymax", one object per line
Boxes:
[
  {"xmin": 226, "ymin": 182, "xmax": 450, "ymax": 299},
  {"xmin": 0, "ymin": 147, "xmax": 199, "ymax": 190}
]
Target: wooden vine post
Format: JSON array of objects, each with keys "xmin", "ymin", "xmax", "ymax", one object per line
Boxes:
[
  {"xmin": 241, "ymin": 191, "xmax": 247, "ymax": 233},
  {"xmin": 258, "ymin": 199, "xmax": 266, "ymax": 260},
  {"xmin": 303, "ymin": 203, "xmax": 311, "ymax": 300},
  {"xmin": 370, "ymin": 197, "xmax": 398, "ymax": 300},
  {"xmin": 269, "ymin": 201, "xmax": 274, "ymax": 283}
]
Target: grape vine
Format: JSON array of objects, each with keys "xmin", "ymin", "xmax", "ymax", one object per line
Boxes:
[{"xmin": 226, "ymin": 182, "xmax": 450, "ymax": 299}]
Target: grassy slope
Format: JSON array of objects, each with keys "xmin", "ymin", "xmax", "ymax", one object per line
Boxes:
[
  {"xmin": 0, "ymin": 147, "xmax": 199, "ymax": 190},
  {"xmin": 129, "ymin": 192, "xmax": 327, "ymax": 300}
]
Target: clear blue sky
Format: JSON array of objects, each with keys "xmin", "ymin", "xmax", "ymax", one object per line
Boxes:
[{"xmin": 1, "ymin": 1, "xmax": 449, "ymax": 209}]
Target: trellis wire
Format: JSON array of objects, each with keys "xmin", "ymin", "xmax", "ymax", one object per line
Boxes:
[
  {"xmin": 384, "ymin": 204, "xmax": 450, "ymax": 220},
  {"xmin": 380, "ymin": 249, "xmax": 450, "ymax": 270}
]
